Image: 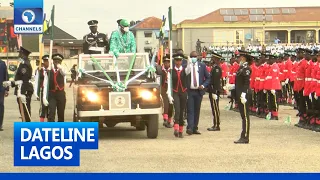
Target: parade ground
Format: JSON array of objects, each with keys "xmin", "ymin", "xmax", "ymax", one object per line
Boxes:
[{"xmin": 0, "ymin": 87, "xmax": 319, "ymax": 172}]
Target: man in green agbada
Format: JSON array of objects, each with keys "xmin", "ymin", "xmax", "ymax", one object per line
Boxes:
[{"xmin": 109, "ymin": 19, "xmax": 136, "ymax": 58}]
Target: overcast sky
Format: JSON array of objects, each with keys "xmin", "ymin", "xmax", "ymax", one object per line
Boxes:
[{"xmin": 2, "ymin": 0, "xmax": 320, "ymax": 39}]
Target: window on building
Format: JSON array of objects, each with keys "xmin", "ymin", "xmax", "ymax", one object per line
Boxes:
[
  {"xmin": 144, "ymin": 32, "xmax": 152, "ymax": 38},
  {"xmin": 52, "ymin": 49, "xmax": 58, "ymax": 53},
  {"xmin": 70, "ymin": 49, "xmax": 79, "ymax": 57},
  {"xmin": 235, "ymin": 30, "xmax": 244, "ymax": 45}
]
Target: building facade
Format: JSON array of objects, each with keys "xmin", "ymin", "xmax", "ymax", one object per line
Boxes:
[
  {"xmin": 176, "ymin": 7, "xmax": 320, "ymax": 54},
  {"xmin": 130, "ymin": 17, "xmax": 178, "ymax": 54}
]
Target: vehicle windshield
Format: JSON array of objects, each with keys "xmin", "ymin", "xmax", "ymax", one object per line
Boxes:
[{"xmin": 79, "ymin": 53, "xmax": 149, "ymax": 72}]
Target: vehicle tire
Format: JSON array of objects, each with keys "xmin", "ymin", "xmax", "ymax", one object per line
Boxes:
[
  {"xmin": 73, "ymin": 111, "xmax": 78, "ymax": 122},
  {"xmin": 147, "ymin": 114, "xmax": 159, "ymax": 139},
  {"xmin": 105, "ymin": 122, "xmax": 117, "ymax": 128},
  {"xmin": 136, "ymin": 121, "xmax": 146, "ymax": 131}
]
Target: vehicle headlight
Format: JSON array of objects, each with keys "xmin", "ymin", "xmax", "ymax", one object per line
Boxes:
[
  {"xmin": 139, "ymin": 90, "xmax": 153, "ymax": 100},
  {"xmin": 86, "ymin": 91, "xmax": 98, "ymax": 102}
]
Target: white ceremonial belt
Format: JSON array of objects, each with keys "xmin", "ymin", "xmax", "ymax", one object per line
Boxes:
[
  {"xmin": 256, "ymin": 77, "xmax": 260, "ymax": 80},
  {"xmin": 297, "ymin": 78, "xmax": 304, "ymax": 81},
  {"xmin": 266, "ymin": 76, "xmax": 272, "ymax": 79},
  {"xmin": 233, "ymin": 73, "xmax": 236, "ymax": 75},
  {"xmin": 318, "ymin": 80, "xmax": 320, "ymax": 83},
  {"xmin": 312, "ymin": 78, "xmax": 317, "ymax": 81},
  {"xmin": 260, "ymin": 79, "xmax": 265, "ymax": 82},
  {"xmin": 283, "ymin": 70, "xmax": 288, "ymax": 72},
  {"xmin": 305, "ymin": 78, "xmax": 312, "ymax": 81},
  {"xmin": 89, "ymin": 47, "xmax": 105, "ymax": 52}
]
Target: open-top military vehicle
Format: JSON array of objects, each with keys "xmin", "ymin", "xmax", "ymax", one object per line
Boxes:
[{"xmin": 73, "ymin": 53, "xmax": 161, "ymax": 139}]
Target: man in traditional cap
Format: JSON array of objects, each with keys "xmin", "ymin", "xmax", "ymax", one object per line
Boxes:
[
  {"xmin": 0, "ymin": 57, "xmax": 9, "ymax": 130},
  {"xmin": 83, "ymin": 20, "xmax": 109, "ymax": 54},
  {"xmin": 234, "ymin": 50, "xmax": 253, "ymax": 144},
  {"xmin": 207, "ymin": 52, "xmax": 222, "ymax": 132},
  {"xmin": 45, "ymin": 54, "xmax": 67, "ymax": 122},
  {"xmin": 109, "ymin": 19, "xmax": 136, "ymax": 58},
  {"xmin": 14, "ymin": 46, "xmax": 34, "ymax": 122}
]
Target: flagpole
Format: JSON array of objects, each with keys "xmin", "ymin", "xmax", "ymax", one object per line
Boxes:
[
  {"xmin": 49, "ymin": 6, "xmax": 55, "ymax": 70},
  {"xmin": 168, "ymin": 6, "xmax": 173, "ymax": 96}
]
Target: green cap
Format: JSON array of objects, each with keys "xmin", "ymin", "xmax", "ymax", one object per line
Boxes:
[{"xmin": 120, "ymin": 19, "xmax": 129, "ymax": 27}]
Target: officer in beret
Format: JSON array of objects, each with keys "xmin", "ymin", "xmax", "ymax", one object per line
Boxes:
[
  {"xmin": 83, "ymin": 20, "xmax": 109, "ymax": 54},
  {"xmin": 109, "ymin": 19, "xmax": 136, "ymax": 58},
  {"xmin": 14, "ymin": 46, "xmax": 34, "ymax": 122},
  {"xmin": 46, "ymin": 54, "xmax": 67, "ymax": 122}
]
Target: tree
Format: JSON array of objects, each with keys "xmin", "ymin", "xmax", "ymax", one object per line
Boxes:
[
  {"xmin": 130, "ymin": 21, "xmax": 136, "ymax": 27},
  {"xmin": 10, "ymin": 2, "xmax": 14, "ymax": 7}
]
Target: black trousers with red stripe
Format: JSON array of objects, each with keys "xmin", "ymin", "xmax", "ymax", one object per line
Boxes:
[{"xmin": 48, "ymin": 90, "xmax": 66, "ymax": 122}]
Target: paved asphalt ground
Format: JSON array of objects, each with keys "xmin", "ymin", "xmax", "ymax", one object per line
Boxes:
[{"xmin": 0, "ymin": 87, "xmax": 319, "ymax": 172}]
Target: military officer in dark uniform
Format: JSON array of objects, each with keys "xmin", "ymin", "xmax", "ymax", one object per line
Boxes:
[
  {"xmin": 0, "ymin": 58, "xmax": 9, "ymax": 130},
  {"xmin": 14, "ymin": 46, "xmax": 34, "ymax": 122},
  {"xmin": 207, "ymin": 52, "xmax": 222, "ymax": 131},
  {"xmin": 83, "ymin": 20, "xmax": 109, "ymax": 54},
  {"xmin": 47, "ymin": 54, "xmax": 66, "ymax": 122},
  {"xmin": 234, "ymin": 50, "xmax": 253, "ymax": 144}
]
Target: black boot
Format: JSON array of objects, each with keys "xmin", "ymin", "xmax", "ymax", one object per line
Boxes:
[{"xmin": 234, "ymin": 138, "xmax": 249, "ymax": 144}]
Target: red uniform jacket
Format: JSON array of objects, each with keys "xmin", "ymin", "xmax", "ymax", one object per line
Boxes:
[
  {"xmin": 221, "ymin": 62, "xmax": 228, "ymax": 78},
  {"xmin": 255, "ymin": 66, "xmax": 261, "ymax": 91},
  {"xmin": 285, "ymin": 59, "xmax": 292, "ymax": 80},
  {"xmin": 291, "ymin": 62, "xmax": 298, "ymax": 82},
  {"xmin": 229, "ymin": 62, "xmax": 239, "ymax": 84},
  {"xmin": 250, "ymin": 63, "xmax": 257, "ymax": 90},
  {"xmin": 294, "ymin": 59, "xmax": 308, "ymax": 92},
  {"xmin": 262, "ymin": 63, "xmax": 270, "ymax": 90},
  {"xmin": 278, "ymin": 62, "xmax": 285, "ymax": 82},
  {"xmin": 266, "ymin": 63, "xmax": 281, "ymax": 90},
  {"xmin": 315, "ymin": 63, "xmax": 320, "ymax": 96},
  {"xmin": 311, "ymin": 62, "xmax": 318, "ymax": 94},
  {"xmin": 303, "ymin": 61, "xmax": 313, "ymax": 96}
]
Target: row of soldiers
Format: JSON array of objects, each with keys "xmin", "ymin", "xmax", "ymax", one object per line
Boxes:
[{"xmin": 225, "ymin": 48, "xmax": 320, "ymax": 132}]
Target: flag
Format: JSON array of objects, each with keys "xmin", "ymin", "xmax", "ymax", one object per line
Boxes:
[
  {"xmin": 49, "ymin": 6, "xmax": 55, "ymax": 40},
  {"xmin": 159, "ymin": 15, "xmax": 166, "ymax": 40},
  {"xmin": 168, "ymin": 6, "xmax": 172, "ymax": 39}
]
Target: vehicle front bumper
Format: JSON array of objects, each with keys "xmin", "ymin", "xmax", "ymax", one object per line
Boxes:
[{"xmin": 78, "ymin": 108, "xmax": 162, "ymax": 117}]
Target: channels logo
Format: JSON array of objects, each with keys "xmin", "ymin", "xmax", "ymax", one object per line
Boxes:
[
  {"xmin": 14, "ymin": 0, "xmax": 43, "ymax": 34},
  {"xmin": 21, "ymin": 10, "xmax": 36, "ymax": 24}
]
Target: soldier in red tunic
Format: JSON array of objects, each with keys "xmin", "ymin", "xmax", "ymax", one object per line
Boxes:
[
  {"xmin": 228, "ymin": 56, "xmax": 239, "ymax": 110},
  {"xmin": 313, "ymin": 50, "xmax": 320, "ymax": 132},
  {"xmin": 294, "ymin": 48, "xmax": 309, "ymax": 128},
  {"xmin": 221, "ymin": 59, "xmax": 228, "ymax": 95},
  {"xmin": 308, "ymin": 51, "xmax": 318, "ymax": 130},
  {"xmin": 267, "ymin": 55, "xmax": 281, "ymax": 120},
  {"xmin": 249, "ymin": 58, "xmax": 258, "ymax": 115},
  {"xmin": 284, "ymin": 54, "xmax": 293, "ymax": 105}
]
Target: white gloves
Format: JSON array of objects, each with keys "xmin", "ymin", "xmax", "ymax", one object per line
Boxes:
[
  {"xmin": 271, "ymin": 90, "xmax": 276, "ymax": 95},
  {"xmin": 43, "ymin": 96, "xmax": 49, "ymax": 106},
  {"xmin": 213, "ymin": 94, "xmax": 218, "ymax": 100},
  {"xmin": 263, "ymin": 90, "xmax": 267, "ymax": 93},
  {"xmin": 2, "ymin": 81, "xmax": 11, "ymax": 88},
  {"xmin": 240, "ymin": 93, "xmax": 247, "ymax": 104},
  {"xmin": 281, "ymin": 82, "xmax": 285, "ymax": 86},
  {"xmin": 315, "ymin": 93, "xmax": 318, "ymax": 100},
  {"xmin": 19, "ymin": 95, "xmax": 27, "ymax": 104},
  {"xmin": 57, "ymin": 64, "xmax": 62, "ymax": 70},
  {"xmin": 309, "ymin": 93, "xmax": 313, "ymax": 101},
  {"xmin": 168, "ymin": 95, "xmax": 174, "ymax": 104},
  {"xmin": 285, "ymin": 79, "xmax": 289, "ymax": 84}
]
